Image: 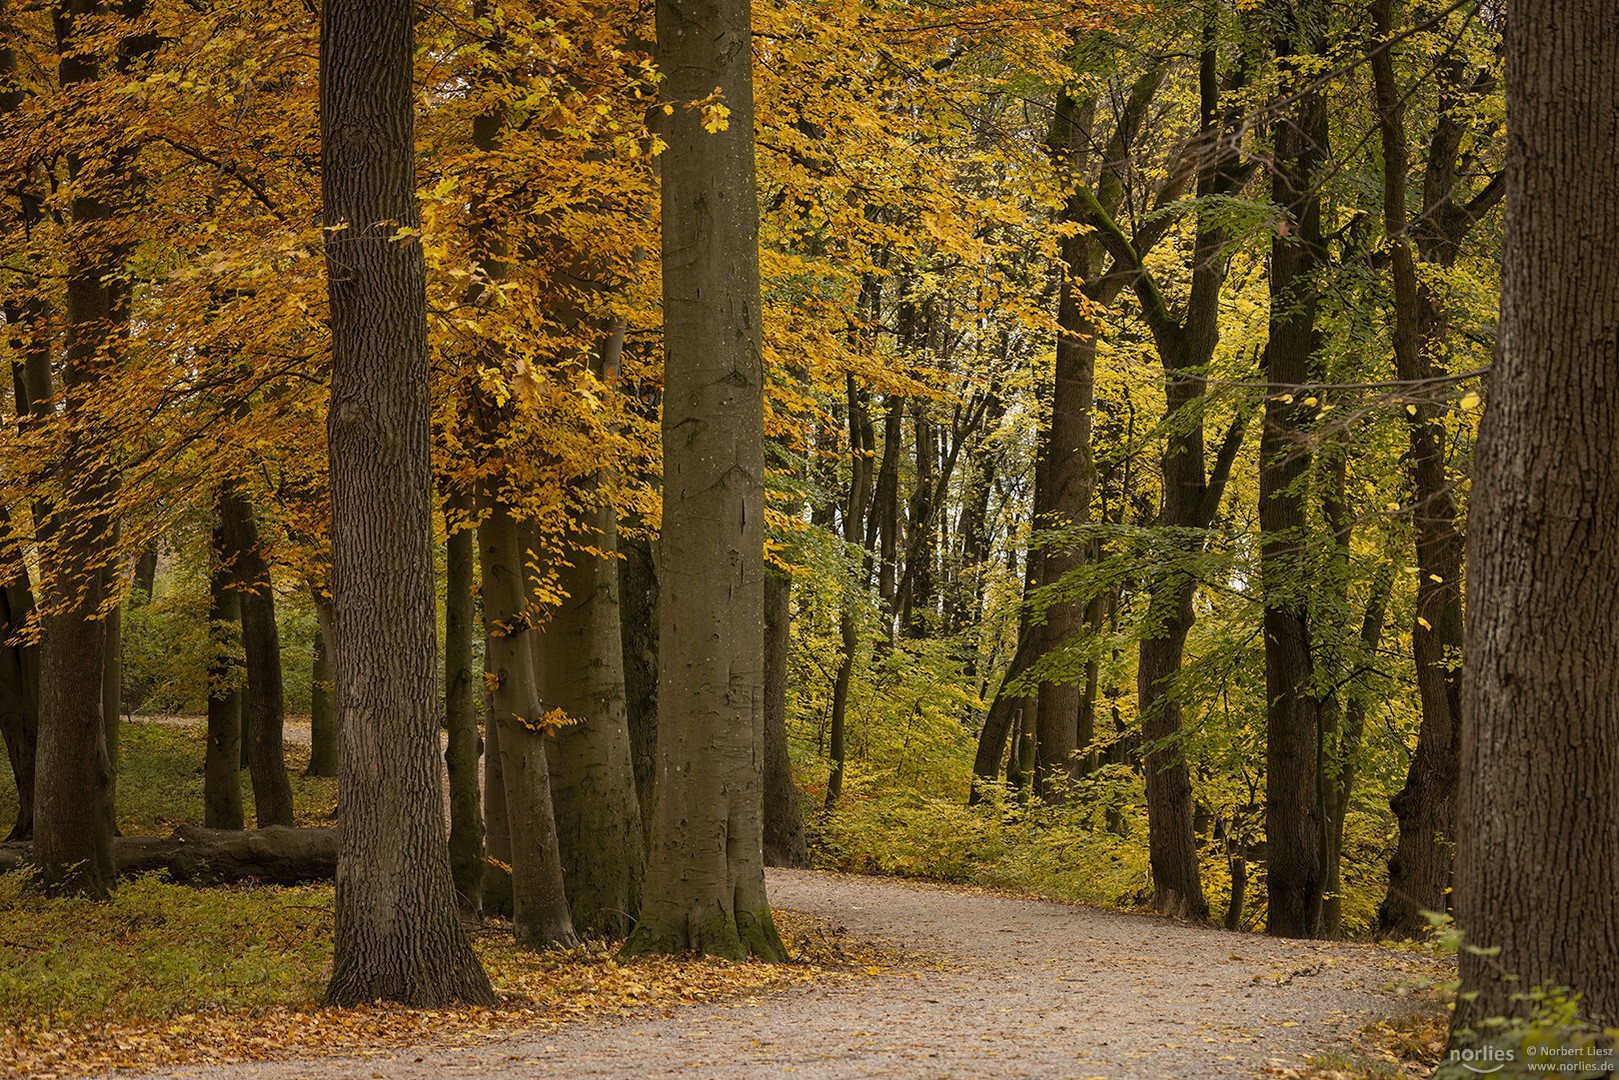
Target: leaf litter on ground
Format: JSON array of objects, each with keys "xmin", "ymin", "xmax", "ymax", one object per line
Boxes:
[{"xmin": 0, "ymin": 881, "xmax": 900, "ymax": 1080}]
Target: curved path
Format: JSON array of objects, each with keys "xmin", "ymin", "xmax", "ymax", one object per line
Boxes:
[{"xmin": 112, "ymin": 869, "xmax": 1444, "ymax": 1080}]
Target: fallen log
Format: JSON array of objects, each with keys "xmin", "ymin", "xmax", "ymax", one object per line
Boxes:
[{"xmin": 0, "ymin": 824, "xmax": 336, "ymax": 885}]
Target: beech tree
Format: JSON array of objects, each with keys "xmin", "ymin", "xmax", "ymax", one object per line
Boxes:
[
  {"xmin": 320, "ymin": 0, "xmax": 493, "ymax": 1007},
  {"xmin": 621, "ymin": 0, "xmax": 785, "ymax": 961},
  {"xmin": 1453, "ymin": 0, "xmax": 1618, "ymax": 1034}
]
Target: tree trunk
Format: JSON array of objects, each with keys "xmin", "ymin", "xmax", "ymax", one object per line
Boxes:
[
  {"xmin": 443, "ymin": 498, "xmax": 482, "ymax": 917},
  {"xmin": 305, "ymin": 621, "xmax": 337, "ymax": 778},
  {"xmin": 477, "ymin": 503, "xmax": 577, "ymax": 949},
  {"xmin": 824, "ymin": 375, "xmax": 873, "ymax": 812},
  {"xmin": 205, "ymin": 512, "xmax": 244, "ymax": 830},
  {"xmin": 617, "ymin": 525, "xmax": 659, "ymax": 836},
  {"xmin": 871, "ymin": 396, "xmax": 905, "ymax": 616},
  {"xmin": 1260, "ymin": 5, "xmax": 1328, "ymax": 939},
  {"xmin": 31, "ymin": 0, "xmax": 139, "ymax": 899},
  {"xmin": 0, "ymin": 514, "xmax": 38, "ymax": 842},
  {"xmin": 221, "ymin": 489, "xmax": 293, "ymax": 827},
  {"xmin": 480, "ymin": 670, "xmax": 513, "ymax": 917},
  {"xmin": 536, "ymin": 489, "xmax": 645, "ymax": 939},
  {"xmin": 320, "ymin": 0, "xmax": 494, "ymax": 1006},
  {"xmin": 131, "ymin": 544, "xmax": 158, "ymax": 600},
  {"xmin": 762, "ymin": 564, "xmax": 809, "ymax": 867},
  {"xmin": 621, "ymin": 0, "xmax": 784, "ymax": 962},
  {"xmin": 1033, "ymin": 93, "xmax": 1100, "ymax": 805},
  {"xmin": 1369, "ymin": 0, "xmax": 1476, "ymax": 939},
  {"xmin": 1, "ymin": 825, "xmax": 337, "ymax": 884},
  {"xmin": 1453, "ymin": 0, "xmax": 1619, "ymax": 1034}
]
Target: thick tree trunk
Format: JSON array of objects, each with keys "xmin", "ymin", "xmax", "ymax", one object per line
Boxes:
[
  {"xmin": 320, "ymin": 0, "xmax": 494, "ymax": 1007},
  {"xmin": 443, "ymin": 501, "xmax": 482, "ymax": 917},
  {"xmin": 1259, "ymin": 7, "xmax": 1328, "ymax": 939},
  {"xmin": 31, "ymin": 0, "xmax": 136, "ymax": 900},
  {"xmin": 622, "ymin": 0, "xmax": 783, "ymax": 962},
  {"xmin": 762, "ymin": 565, "xmax": 809, "ymax": 867},
  {"xmin": 221, "ymin": 490, "xmax": 293, "ymax": 827},
  {"xmin": 205, "ymin": 513, "xmax": 244, "ymax": 830},
  {"xmin": 477, "ymin": 504, "xmax": 577, "ymax": 949},
  {"xmin": 1, "ymin": 825, "xmax": 337, "ymax": 884},
  {"xmin": 1453, "ymin": 0, "xmax": 1619, "ymax": 1035},
  {"xmin": 536, "ymin": 491, "xmax": 645, "ymax": 939}
]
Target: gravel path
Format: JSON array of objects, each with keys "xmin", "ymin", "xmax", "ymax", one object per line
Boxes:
[{"xmin": 111, "ymin": 868, "xmax": 1446, "ymax": 1080}]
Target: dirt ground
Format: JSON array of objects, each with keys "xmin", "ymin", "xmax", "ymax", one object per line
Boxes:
[{"xmin": 104, "ymin": 868, "xmax": 1449, "ymax": 1080}]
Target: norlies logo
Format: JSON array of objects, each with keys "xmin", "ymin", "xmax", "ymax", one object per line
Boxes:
[{"xmin": 1449, "ymin": 1044, "xmax": 1515, "ymax": 1074}]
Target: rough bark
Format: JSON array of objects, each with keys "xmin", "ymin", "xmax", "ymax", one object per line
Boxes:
[
  {"xmin": 1452, "ymin": 0, "xmax": 1619, "ymax": 1034},
  {"xmin": 205, "ymin": 512, "xmax": 244, "ymax": 830},
  {"xmin": 1259, "ymin": 5, "xmax": 1328, "ymax": 939},
  {"xmin": 477, "ymin": 502, "xmax": 576, "ymax": 949},
  {"xmin": 221, "ymin": 489, "xmax": 293, "ymax": 827},
  {"xmin": 31, "ymin": 0, "xmax": 135, "ymax": 899},
  {"xmin": 321, "ymin": 0, "xmax": 494, "ymax": 1006},
  {"xmin": 443, "ymin": 498, "xmax": 482, "ymax": 917},
  {"xmin": 0, "ymin": 825, "xmax": 337, "ymax": 884},
  {"xmin": 621, "ymin": 0, "xmax": 784, "ymax": 961}
]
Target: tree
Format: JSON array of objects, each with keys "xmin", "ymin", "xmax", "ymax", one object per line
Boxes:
[
  {"xmin": 621, "ymin": 0, "xmax": 785, "ymax": 961},
  {"xmin": 1452, "ymin": 0, "xmax": 1618, "ymax": 1035},
  {"xmin": 221, "ymin": 488, "xmax": 293, "ymax": 826},
  {"xmin": 320, "ymin": 0, "xmax": 494, "ymax": 1007},
  {"xmin": 1259, "ymin": 0, "xmax": 1330, "ymax": 939}
]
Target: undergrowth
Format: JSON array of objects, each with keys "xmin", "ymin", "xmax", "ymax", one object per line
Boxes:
[
  {"xmin": 0, "ymin": 719, "xmax": 338, "ymax": 837},
  {"xmin": 0, "ymin": 871, "xmax": 333, "ymax": 1027},
  {"xmin": 814, "ymin": 767, "xmax": 1155, "ymax": 909}
]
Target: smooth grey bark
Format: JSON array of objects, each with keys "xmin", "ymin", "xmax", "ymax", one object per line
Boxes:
[
  {"xmin": 1452, "ymin": 0, "xmax": 1619, "ymax": 1035},
  {"xmin": 221, "ymin": 489, "xmax": 293, "ymax": 827},
  {"xmin": 481, "ymin": 669, "xmax": 513, "ymax": 917},
  {"xmin": 443, "ymin": 499, "xmax": 482, "ymax": 917},
  {"xmin": 205, "ymin": 511, "xmax": 244, "ymax": 830},
  {"xmin": 537, "ymin": 485, "xmax": 645, "ymax": 939},
  {"xmin": 620, "ymin": 0, "xmax": 784, "ymax": 961},
  {"xmin": 477, "ymin": 502, "xmax": 576, "ymax": 950},
  {"xmin": 320, "ymin": 0, "xmax": 493, "ymax": 1007}
]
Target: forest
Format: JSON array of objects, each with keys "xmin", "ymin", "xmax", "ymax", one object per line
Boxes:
[{"xmin": 1, "ymin": 0, "xmax": 1615, "ymax": 1074}]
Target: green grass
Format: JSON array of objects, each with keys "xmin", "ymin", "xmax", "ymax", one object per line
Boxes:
[
  {"xmin": 0, "ymin": 718, "xmax": 343, "ymax": 1029},
  {"xmin": 0, "ymin": 871, "xmax": 333, "ymax": 1028},
  {"xmin": 0, "ymin": 718, "xmax": 338, "ymax": 836}
]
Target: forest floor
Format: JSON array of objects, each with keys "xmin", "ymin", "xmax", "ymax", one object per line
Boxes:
[{"xmin": 98, "ymin": 868, "xmax": 1452, "ymax": 1080}]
